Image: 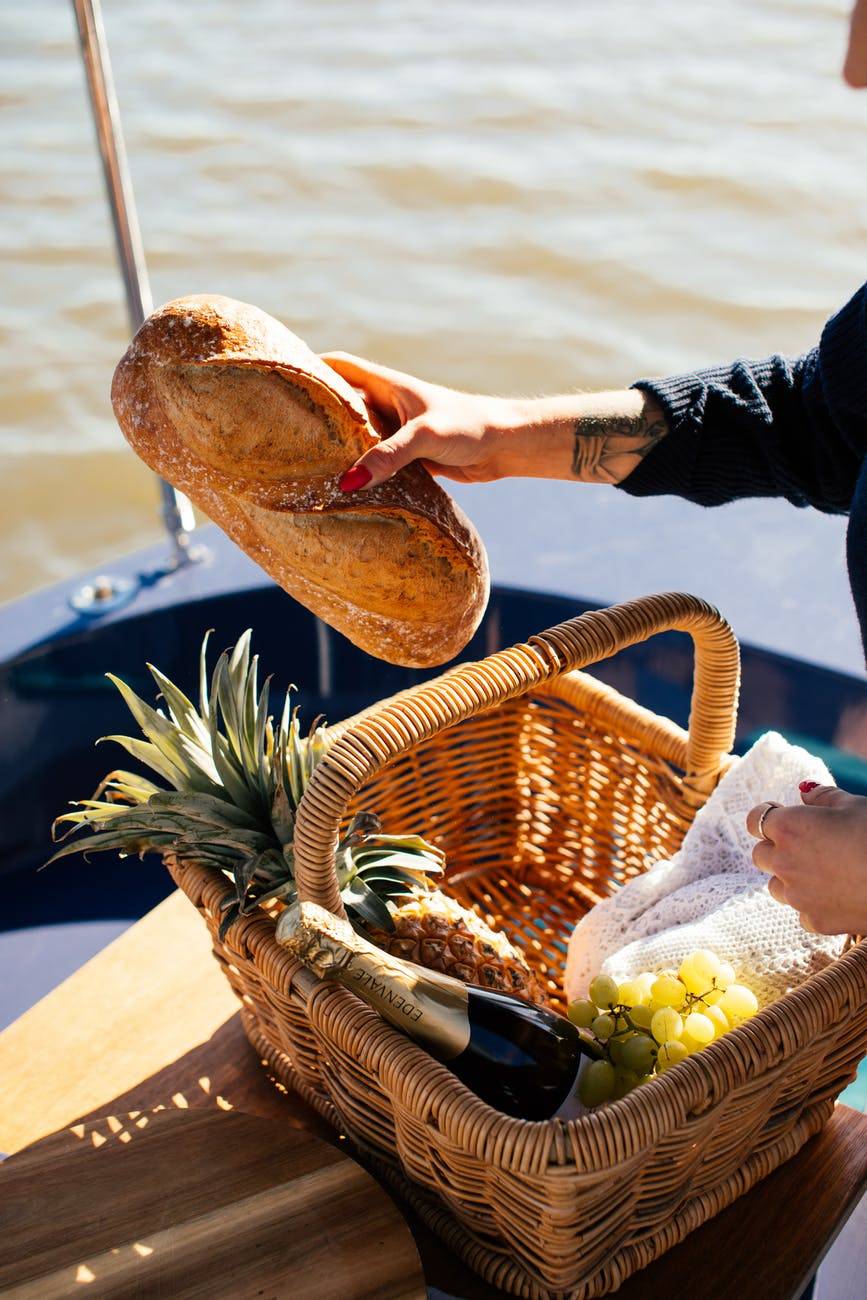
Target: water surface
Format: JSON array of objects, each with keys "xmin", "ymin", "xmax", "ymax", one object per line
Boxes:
[{"xmin": 1, "ymin": 0, "xmax": 865, "ymax": 672}]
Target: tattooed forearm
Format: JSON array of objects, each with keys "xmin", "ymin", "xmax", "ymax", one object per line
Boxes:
[{"xmin": 571, "ymin": 405, "xmax": 668, "ymax": 484}]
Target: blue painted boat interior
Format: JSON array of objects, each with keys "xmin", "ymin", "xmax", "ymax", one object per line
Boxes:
[{"xmin": 2, "ymin": 524, "xmax": 865, "ymax": 1106}]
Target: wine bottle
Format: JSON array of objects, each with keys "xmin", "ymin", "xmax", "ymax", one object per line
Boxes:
[{"xmin": 277, "ymin": 901, "xmax": 600, "ymax": 1122}]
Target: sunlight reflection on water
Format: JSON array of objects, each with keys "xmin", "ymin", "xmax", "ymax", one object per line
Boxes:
[{"xmin": 1, "ymin": 1, "xmax": 864, "ymax": 670}]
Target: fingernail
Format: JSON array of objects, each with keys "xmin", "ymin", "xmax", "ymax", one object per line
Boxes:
[
  {"xmin": 338, "ymin": 465, "xmax": 372, "ymax": 493},
  {"xmin": 799, "ymin": 780, "xmax": 819, "ymax": 793}
]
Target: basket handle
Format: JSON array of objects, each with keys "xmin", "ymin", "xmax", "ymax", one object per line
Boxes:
[{"xmin": 293, "ymin": 592, "xmax": 740, "ymax": 917}]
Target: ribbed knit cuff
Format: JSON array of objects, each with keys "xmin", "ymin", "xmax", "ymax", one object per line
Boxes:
[
  {"xmin": 616, "ymin": 372, "xmax": 709, "ymax": 499},
  {"xmin": 620, "ymin": 353, "xmax": 816, "ymax": 507}
]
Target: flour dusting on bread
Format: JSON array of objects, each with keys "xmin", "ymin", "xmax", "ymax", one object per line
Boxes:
[{"xmin": 111, "ymin": 295, "xmax": 489, "ymax": 666}]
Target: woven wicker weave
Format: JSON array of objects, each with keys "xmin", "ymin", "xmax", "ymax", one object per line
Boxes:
[{"xmin": 167, "ymin": 593, "xmax": 867, "ymax": 1298}]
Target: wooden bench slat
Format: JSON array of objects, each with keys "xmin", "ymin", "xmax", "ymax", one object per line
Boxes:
[{"xmin": 1, "ymin": 888, "xmax": 864, "ymax": 1299}]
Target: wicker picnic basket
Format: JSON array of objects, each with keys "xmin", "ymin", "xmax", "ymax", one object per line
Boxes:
[{"xmin": 168, "ymin": 592, "xmax": 867, "ymax": 1298}]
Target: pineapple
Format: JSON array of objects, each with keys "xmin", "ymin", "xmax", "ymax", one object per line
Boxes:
[
  {"xmin": 368, "ymin": 891, "xmax": 541, "ymax": 1001},
  {"xmin": 49, "ymin": 630, "xmax": 541, "ymax": 1002}
]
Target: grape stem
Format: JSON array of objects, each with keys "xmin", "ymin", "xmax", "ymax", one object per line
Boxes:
[
  {"xmin": 576, "ymin": 1029, "xmax": 606, "ymax": 1059},
  {"xmin": 583, "ymin": 975, "xmax": 733, "ymax": 1102},
  {"xmin": 684, "ymin": 983, "xmax": 722, "ymax": 1010},
  {"xmin": 587, "ymin": 979, "xmax": 725, "ymax": 1068}
]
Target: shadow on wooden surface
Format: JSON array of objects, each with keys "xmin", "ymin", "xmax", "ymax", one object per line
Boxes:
[
  {"xmin": 0, "ymin": 1107, "xmax": 426, "ymax": 1300},
  {"xmin": 68, "ymin": 1015, "xmax": 867, "ymax": 1300},
  {"xmin": 2, "ymin": 889, "xmax": 864, "ymax": 1300},
  {"xmin": 76, "ymin": 1012, "xmax": 334, "ymax": 1141}
]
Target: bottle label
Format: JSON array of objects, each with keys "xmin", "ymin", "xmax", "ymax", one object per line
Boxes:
[
  {"xmin": 282, "ymin": 903, "xmax": 471, "ymax": 1059},
  {"xmin": 339, "ymin": 948, "xmax": 471, "ymax": 1059}
]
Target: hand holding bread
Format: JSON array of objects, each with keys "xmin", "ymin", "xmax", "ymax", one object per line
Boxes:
[{"xmin": 111, "ymin": 295, "xmax": 489, "ymax": 667}]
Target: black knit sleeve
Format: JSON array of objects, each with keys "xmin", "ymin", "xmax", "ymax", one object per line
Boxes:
[{"xmin": 619, "ymin": 282, "xmax": 867, "ymax": 517}]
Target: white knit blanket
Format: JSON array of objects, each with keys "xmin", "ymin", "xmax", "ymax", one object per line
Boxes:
[{"xmin": 564, "ymin": 732, "xmax": 847, "ymax": 1005}]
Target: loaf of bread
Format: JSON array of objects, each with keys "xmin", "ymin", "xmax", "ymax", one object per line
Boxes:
[{"xmin": 111, "ymin": 295, "xmax": 489, "ymax": 667}]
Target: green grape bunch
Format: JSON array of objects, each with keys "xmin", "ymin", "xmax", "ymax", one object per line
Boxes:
[{"xmin": 567, "ymin": 949, "xmax": 761, "ymax": 1108}]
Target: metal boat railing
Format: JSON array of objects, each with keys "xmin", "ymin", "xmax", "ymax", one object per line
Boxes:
[{"xmin": 71, "ymin": 0, "xmax": 198, "ymax": 572}]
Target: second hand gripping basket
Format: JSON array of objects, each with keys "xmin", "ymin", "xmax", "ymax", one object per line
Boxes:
[{"xmin": 168, "ymin": 593, "xmax": 867, "ymax": 1298}]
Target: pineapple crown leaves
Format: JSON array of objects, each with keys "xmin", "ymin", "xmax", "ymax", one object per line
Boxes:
[{"xmin": 47, "ymin": 630, "xmax": 445, "ymax": 940}]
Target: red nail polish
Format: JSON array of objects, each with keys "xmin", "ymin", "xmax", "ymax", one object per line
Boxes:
[
  {"xmin": 338, "ymin": 465, "xmax": 372, "ymax": 493},
  {"xmin": 799, "ymin": 780, "xmax": 819, "ymax": 793}
]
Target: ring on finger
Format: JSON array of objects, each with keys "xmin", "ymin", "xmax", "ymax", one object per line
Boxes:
[{"xmin": 757, "ymin": 801, "xmax": 781, "ymax": 842}]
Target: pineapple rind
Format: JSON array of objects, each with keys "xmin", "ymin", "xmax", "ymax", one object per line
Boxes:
[{"xmin": 367, "ymin": 890, "xmax": 544, "ymax": 1004}]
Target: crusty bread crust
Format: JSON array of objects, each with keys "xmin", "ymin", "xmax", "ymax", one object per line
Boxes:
[{"xmin": 111, "ymin": 295, "xmax": 489, "ymax": 666}]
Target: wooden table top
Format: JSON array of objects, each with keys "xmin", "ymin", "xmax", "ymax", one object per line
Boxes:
[
  {"xmin": 1, "ymin": 889, "xmax": 865, "ymax": 1300},
  {"xmin": 0, "ymin": 1109, "xmax": 425, "ymax": 1299}
]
